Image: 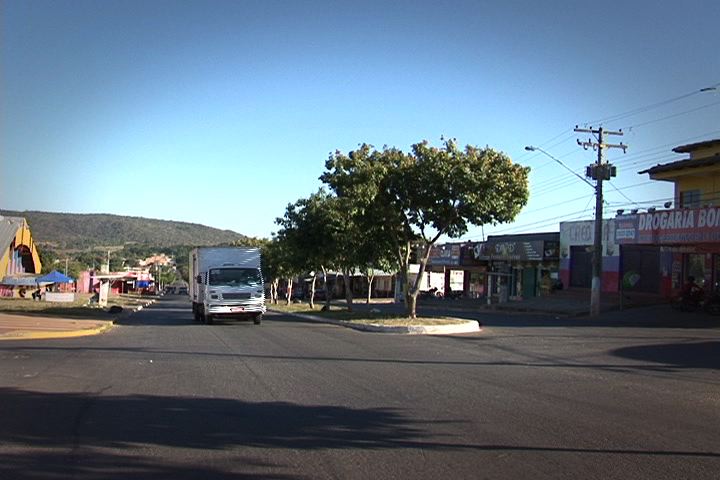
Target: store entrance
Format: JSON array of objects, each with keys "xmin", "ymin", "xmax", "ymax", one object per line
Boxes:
[{"xmin": 570, "ymin": 246, "xmax": 592, "ymax": 288}]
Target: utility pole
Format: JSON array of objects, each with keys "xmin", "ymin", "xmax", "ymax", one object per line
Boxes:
[{"xmin": 574, "ymin": 126, "xmax": 627, "ymax": 316}]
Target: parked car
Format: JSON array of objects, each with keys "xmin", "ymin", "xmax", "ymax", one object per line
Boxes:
[{"xmin": 309, "ymin": 288, "xmax": 328, "ymax": 301}]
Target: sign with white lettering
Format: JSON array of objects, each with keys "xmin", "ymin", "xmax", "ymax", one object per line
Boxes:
[
  {"xmin": 615, "ymin": 208, "xmax": 720, "ymax": 244},
  {"xmin": 473, "ymin": 240, "xmax": 546, "ymax": 261},
  {"xmin": 428, "ymin": 244, "xmax": 461, "ymax": 266},
  {"xmin": 560, "ymin": 220, "xmax": 619, "ymax": 257}
]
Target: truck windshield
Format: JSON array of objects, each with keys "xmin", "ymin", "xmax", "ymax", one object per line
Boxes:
[{"xmin": 208, "ymin": 268, "xmax": 262, "ymax": 287}]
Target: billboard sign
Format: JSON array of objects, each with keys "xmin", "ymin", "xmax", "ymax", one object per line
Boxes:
[{"xmin": 614, "ymin": 207, "xmax": 720, "ymax": 245}]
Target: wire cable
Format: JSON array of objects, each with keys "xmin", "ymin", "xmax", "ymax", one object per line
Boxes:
[
  {"xmin": 583, "ymin": 82, "xmax": 720, "ymax": 126},
  {"xmin": 621, "ymin": 100, "xmax": 720, "ymax": 131}
]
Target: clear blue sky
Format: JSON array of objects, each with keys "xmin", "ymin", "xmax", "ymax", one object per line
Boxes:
[{"xmin": 2, "ymin": 0, "xmax": 719, "ymax": 241}]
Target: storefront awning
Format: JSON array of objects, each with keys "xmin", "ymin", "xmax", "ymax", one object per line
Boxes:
[{"xmin": 1, "ymin": 275, "xmax": 40, "ymax": 286}]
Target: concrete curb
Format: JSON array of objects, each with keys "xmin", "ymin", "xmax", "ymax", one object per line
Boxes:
[{"xmin": 271, "ymin": 310, "xmax": 481, "ymax": 335}]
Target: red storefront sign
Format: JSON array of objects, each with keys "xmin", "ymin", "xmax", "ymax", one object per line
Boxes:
[{"xmin": 616, "ymin": 207, "xmax": 720, "ymax": 244}]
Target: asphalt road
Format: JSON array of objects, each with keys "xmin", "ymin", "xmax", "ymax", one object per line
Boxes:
[{"xmin": 1, "ymin": 296, "xmax": 718, "ymax": 479}]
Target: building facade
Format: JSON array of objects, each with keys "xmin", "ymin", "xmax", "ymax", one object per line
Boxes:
[
  {"xmin": 559, "ymin": 219, "xmax": 620, "ymax": 293},
  {"xmin": 472, "ymin": 233, "xmax": 560, "ymax": 300},
  {"xmin": 0, "ymin": 216, "xmax": 42, "ymax": 297},
  {"xmin": 558, "ymin": 138, "xmax": 720, "ymax": 299},
  {"xmin": 424, "ymin": 233, "xmax": 560, "ymax": 301}
]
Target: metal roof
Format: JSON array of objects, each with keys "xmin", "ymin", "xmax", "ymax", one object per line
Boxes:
[
  {"xmin": 671, "ymin": 138, "xmax": 720, "ymax": 153},
  {"xmin": 638, "ymin": 154, "xmax": 720, "ymax": 175},
  {"xmin": 638, "ymin": 138, "xmax": 720, "ymax": 176},
  {"xmin": 0, "ymin": 215, "xmax": 26, "ymax": 259}
]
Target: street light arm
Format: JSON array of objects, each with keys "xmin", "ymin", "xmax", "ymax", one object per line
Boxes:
[{"xmin": 524, "ymin": 146, "xmax": 596, "ymax": 189}]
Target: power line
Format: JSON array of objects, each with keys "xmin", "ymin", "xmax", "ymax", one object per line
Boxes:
[
  {"xmin": 524, "ymin": 146, "xmax": 595, "ymax": 189},
  {"xmin": 519, "ymin": 192, "xmax": 601, "ymax": 215},
  {"xmin": 621, "ymin": 100, "xmax": 720, "ymax": 131},
  {"xmin": 525, "ymin": 129, "xmax": 720, "ymax": 197},
  {"xmin": 483, "ymin": 206, "xmax": 596, "ymax": 236},
  {"xmin": 516, "ymin": 129, "xmax": 575, "ymax": 161},
  {"xmin": 606, "ymin": 180, "xmax": 639, "ymax": 206},
  {"xmin": 583, "ymin": 82, "xmax": 720, "ymax": 126},
  {"xmin": 531, "ymin": 127, "xmax": 720, "ymax": 197}
]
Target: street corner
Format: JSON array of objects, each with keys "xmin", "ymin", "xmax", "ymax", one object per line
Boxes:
[{"xmin": 0, "ymin": 315, "xmax": 115, "ymax": 341}]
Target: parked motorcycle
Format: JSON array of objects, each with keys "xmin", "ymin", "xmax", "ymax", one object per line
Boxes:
[
  {"xmin": 443, "ymin": 290, "xmax": 463, "ymax": 300},
  {"xmin": 670, "ymin": 289, "xmax": 720, "ymax": 315},
  {"xmin": 418, "ymin": 287, "xmax": 442, "ymax": 300}
]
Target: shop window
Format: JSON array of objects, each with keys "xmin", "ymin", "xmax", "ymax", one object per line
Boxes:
[
  {"xmin": 713, "ymin": 255, "xmax": 720, "ymax": 293},
  {"xmin": 449, "ymin": 270, "xmax": 464, "ymax": 291},
  {"xmin": 680, "ymin": 190, "xmax": 701, "ymax": 208},
  {"xmin": 685, "ymin": 254, "xmax": 705, "ymax": 288},
  {"xmin": 468, "ymin": 272, "xmax": 485, "ymax": 298}
]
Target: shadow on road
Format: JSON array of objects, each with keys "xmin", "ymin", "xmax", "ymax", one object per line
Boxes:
[
  {"xmin": 1, "ymin": 387, "xmax": 718, "ymax": 479},
  {"xmin": 0, "ymin": 387, "xmax": 426, "ymax": 478},
  {"xmin": 612, "ymin": 341, "xmax": 720, "ymax": 369},
  {"xmin": 0, "ymin": 450, "xmax": 297, "ymax": 480}
]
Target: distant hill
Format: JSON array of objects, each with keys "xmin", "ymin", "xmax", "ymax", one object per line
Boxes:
[{"xmin": 0, "ymin": 210, "xmax": 248, "ymax": 250}]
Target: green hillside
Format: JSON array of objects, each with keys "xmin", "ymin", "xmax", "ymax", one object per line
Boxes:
[{"xmin": 0, "ymin": 210, "xmax": 248, "ymax": 249}]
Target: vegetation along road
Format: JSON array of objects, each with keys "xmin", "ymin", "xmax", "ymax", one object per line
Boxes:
[{"xmin": 1, "ymin": 296, "xmax": 718, "ymax": 479}]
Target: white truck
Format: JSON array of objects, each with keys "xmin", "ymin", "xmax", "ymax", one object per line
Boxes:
[{"xmin": 189, "ymin": 247, "xmax": 266, "ymax": 325}]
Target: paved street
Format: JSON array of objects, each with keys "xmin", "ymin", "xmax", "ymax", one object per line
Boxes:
[{"xmin": 1, "ymin": 296, "xmax": 718, "ymax": 479}]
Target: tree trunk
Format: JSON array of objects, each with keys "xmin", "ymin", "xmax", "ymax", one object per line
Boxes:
[
  {"xmin": 406, "ymin": 293, "xmax": 418, "ymax": 319},
  {"xmin": 271, "ymin": 278, "xmax": 279, "ymax": 304},
  {"xmin": 366, "ymin": 272, "xmax": 375, "ymax": 304},
  {"xmin": 285, "ymin": 278, "xmax": 293, "ymax": 305},
  {"xmin": 342, "ymin": 269, "xmax": 353, "ymax": 312},
  {"xmin": 397, "ymin": 240, "xmax": 414, "ymax": 317},
  {"xmin": 309, "ymin": 273, "xmax": 317, "ymax": 309},
  {"xmin": 406, "ymin": 241, "xmax": 433, "ymax": 319},
  {"xmin": 321, "ymin": 265, "xmax": 331, "ymax": 310}
]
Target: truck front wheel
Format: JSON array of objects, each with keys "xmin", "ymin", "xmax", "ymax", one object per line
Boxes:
[
  {"xmin": 254, "ymin": 314, "xmax": 262, "ymax": 325},
  {"xmin": 204, "ymin": 314, "xmax": 214, "ymax": 325}
]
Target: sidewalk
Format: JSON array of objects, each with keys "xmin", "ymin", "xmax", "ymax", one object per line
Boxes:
[
  {"xmin": 0, "ymin": 312, "xmax": 114, "ymax": 341},
  {"xmin": 421, "ymin": 289, "xmax": 668, "ymax": 317}
]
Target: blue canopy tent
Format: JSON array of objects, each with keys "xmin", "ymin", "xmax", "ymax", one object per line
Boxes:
[{"xmin": 36, "ymin": 270, "xmax": 74, "ymax": 284}]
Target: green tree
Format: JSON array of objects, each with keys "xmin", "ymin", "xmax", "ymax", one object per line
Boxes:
[
  {"xmin": 261, "ymin": 236, "xmax": 297, "ymax": 305},
  {"xmin": 37, "ymin": 246, "xmax": 58, "ymax": 274},
  {"xmin": 276, "ymin": 189, "xmax": 346, "ymax": 309},
  {"xmin": 232, "ymin": 236, "xmax": 269, "ymax": 248},
  {"xmin": 321, "ymin": 139, "xmax": 530, "ymax": 318}
]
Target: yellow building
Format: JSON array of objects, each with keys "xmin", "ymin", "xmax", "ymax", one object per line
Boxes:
[
  {"xmin": 640, "ymin": 139, "xmax": 720, "ymax": 207},
  {"xmin": 0, "ymin": 215, "xmax": 42, "ymax": 279}
]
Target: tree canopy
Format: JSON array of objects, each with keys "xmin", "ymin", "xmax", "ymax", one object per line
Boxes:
[{"xmin": 320, "ymin": 138, "xmax": 530, "ymax": 317}]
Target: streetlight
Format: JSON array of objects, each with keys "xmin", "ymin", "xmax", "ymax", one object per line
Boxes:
[
  {"xmin": 525, "ymin": 144, "xmax": 603, "ymax": 316},
  {"xmin": 524, "ymin": 146, "xmax": 595, "ymax": 189}
]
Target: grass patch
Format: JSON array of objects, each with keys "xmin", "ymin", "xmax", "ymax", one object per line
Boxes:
[
  {"xmin": 267, "ymin": 301, "xmax": 343, "ymax": 313},
  {"xmin": 0, "ymin": 293, "xmax": 150, "ymax": 319}
]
